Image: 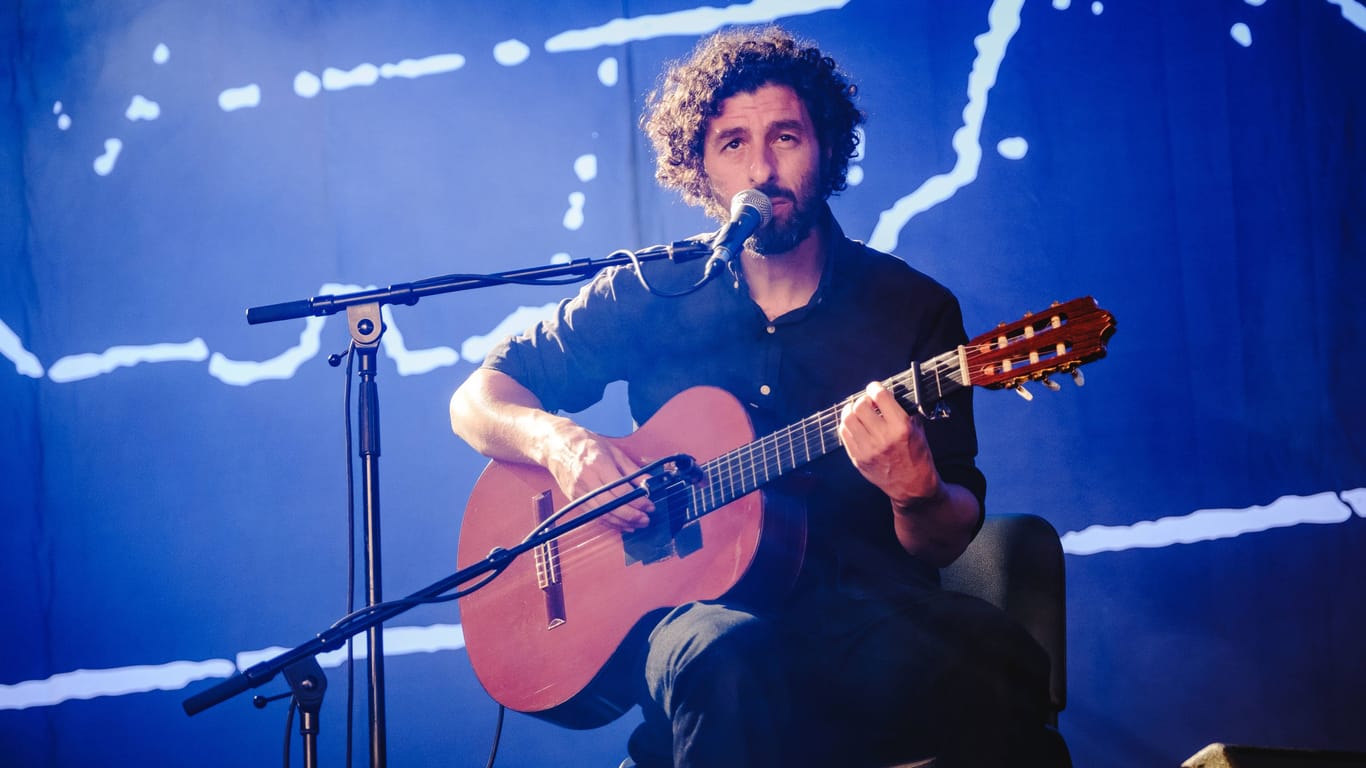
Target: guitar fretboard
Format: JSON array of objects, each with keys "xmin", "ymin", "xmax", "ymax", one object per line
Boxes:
[{"xmin": 682, "ymin": 347, "xmax": 967, "ymax": 520}]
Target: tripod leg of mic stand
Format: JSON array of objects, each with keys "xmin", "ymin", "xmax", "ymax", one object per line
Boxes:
[{"xmin": 284, "ymin": 658, "xmax": 327, "ymax": 768}]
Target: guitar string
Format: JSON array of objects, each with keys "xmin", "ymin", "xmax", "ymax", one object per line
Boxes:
[
  {"xmin": 631, "ymin": 321, "xmax": 1080, "ymax": 525},
  {"xmin": 541, "ymin": 356, "xmax": 953, "ymax": 573},
  {"xmin": 531, "ymin": 352, "xmax": 967, "ymax": 572},
  {"xmin": 519, "ymin": 315, "xmax": 1104, "ymax": 575}
]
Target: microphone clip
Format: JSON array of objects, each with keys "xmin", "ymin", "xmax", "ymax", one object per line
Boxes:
[{"xmin": 703, "ymin": 189, "xmax": 773, "ymax": 281}]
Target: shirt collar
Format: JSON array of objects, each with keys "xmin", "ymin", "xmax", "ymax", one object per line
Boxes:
[{"xmin": 727, "ymin": 201, "xmax": 845, "ymax": 320}]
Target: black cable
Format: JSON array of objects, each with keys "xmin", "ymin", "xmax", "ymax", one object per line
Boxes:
[
  {"xmin": 342, "ymin": 341, "xmax": 357, "ymax": 768},
  {"xmin": 483, "ymin": 704, "xmax": 505, "ymax": 768},
  {"xmin": 621, "ymin": 246, "xmax": 717, "ymax": 299},
  {"xmin": 408, "ymin": 271, "xmax": 588, "ymax": 291},
  {"xmin": 322, "ymin": 455, "xmax": 690, "ymax": 638},
  {"xmin": 320, "ymin": 458, "xmax": 679, "ymax": 635},
  {"xmin": 283, "ymin": 697, "xmax": 297, "ymax": 768},
  {"xmin": 413, "ymin": 244, "xmax": 717, "ymax": 299},
  {"xmin": 322, "ymin": 563, "xmax": 508, "ymax": 638},
  {"xmin": 522, "ymin": 456, "xmax": 685, "ymax": 541}
]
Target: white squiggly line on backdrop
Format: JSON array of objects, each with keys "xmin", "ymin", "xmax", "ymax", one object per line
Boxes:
[
  {"xmin": 2, "ymin": 489, "xmax": 1360, "ymax": 711},
  {"xmin": 868, "ymin": 0, "xmax": 1021, "ymax": 253},
  {"xmin": 13, "ymin": 0, "xmax": 1365, "ymax": 387}
]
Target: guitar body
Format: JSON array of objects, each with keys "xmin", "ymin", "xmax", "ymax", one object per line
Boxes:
[{"xmin": 456, "ymin": 386, "xmax": 807, "ymax": 729}]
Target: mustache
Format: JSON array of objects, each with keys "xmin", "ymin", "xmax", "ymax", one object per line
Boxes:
[{"xmin": 754, "ymin": 185, "xmax": 797, "ymax": 204}]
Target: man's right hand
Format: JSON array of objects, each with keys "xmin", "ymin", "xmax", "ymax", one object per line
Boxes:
[
  {"xmin": 450, "ymin": 369, "xmax": 654, "ymax": 533},
  {"xmin": 543, "ymin": 424, "xmax": 655, "ymax": 532}
]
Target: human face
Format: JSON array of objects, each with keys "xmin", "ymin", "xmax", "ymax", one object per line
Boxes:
[{"xmin": 701, "ymin": 83, "xmax": 824, "ymax": 256}]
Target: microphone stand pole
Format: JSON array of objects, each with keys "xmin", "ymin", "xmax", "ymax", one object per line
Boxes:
[
  {"xmin": 236, "ymin": 240, "xmax": 710, "ymax": 767},
  {"xmin": 347, "ymin": 302, "xmax": 387, "ymax": 766}
]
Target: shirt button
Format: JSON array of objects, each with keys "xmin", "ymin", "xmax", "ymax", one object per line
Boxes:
[
  {"xmin": 766, "ymin": 325, "xmax": 776, "ymax": 334},
  {"xmin": 759, "ymin": 385, "xmax": 772, "ymax": 396}
]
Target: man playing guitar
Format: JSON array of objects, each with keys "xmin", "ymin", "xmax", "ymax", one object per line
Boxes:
[{"xmin": 450, "ymin": 26, "xmax": 1051, "ymax": 768}]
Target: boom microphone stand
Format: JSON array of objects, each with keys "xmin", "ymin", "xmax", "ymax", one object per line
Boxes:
[
  {"xmin": 225, "ymin": 239, "xmax": 711, "ymax": 766},
  {"xmin": 183, "ymin": 456, "xmax": 701, "ymax": 765}
]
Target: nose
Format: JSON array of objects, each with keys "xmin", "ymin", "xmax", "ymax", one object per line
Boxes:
[{"xmin": 748, "ymin": 145, "xmax": 776, "ymax": 187}]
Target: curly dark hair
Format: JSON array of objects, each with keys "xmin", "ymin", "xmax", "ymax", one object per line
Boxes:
[{"xmin": 642, "ymin": 26, "xmax": 865, "ymax": 218}]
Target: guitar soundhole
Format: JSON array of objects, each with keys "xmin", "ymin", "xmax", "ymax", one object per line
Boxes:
[{"xmin": 621, "ymin": 494, "xmax": 701, "ymax": 565}]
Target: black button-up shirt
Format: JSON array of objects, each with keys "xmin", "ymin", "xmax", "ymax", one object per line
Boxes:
[{"xmin": 484, "ymin": 207, "xmax": 984, "ymax": 597}]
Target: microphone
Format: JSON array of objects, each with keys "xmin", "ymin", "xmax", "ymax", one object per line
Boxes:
[{"xmin": 703, "ymin": 189, "xmax": 772, "ymax": 279}]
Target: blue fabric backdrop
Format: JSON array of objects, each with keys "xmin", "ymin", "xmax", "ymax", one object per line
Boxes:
[{"xmin": 3, "ymin": 1, "xmax": 1364, "ymax": 766}]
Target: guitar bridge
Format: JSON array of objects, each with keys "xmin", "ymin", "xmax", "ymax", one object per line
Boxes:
[{"xmin": 532, "ymin": 490, "xmax": 567, "ymax": 629}]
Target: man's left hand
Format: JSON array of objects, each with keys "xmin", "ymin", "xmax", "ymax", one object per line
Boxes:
[{"xmin": 837, "ymin": 381, "xmax": 944, "ymax": 507}]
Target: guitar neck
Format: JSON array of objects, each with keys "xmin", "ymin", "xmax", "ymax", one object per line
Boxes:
[
  {"xmin": 682, "ymin": 347, "xmax": 967, "ymax": 520},
  {"xmin": 675, "ymin": 296, "xmax": 1119, "ymax": 524}
]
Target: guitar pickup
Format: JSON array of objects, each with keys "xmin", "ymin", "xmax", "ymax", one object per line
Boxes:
[{"xmin": 621, "ymin": 487, "xmax": 702, "ymax": 566}]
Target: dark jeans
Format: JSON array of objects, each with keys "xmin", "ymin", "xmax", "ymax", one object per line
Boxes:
[{"xmin": 627, "ymin": 584, "xmax": 1052, "ymax": 768}]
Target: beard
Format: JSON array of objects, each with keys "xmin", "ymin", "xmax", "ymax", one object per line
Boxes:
[
  {"xmin": 749, "ymin": 184, "xmax": 820, "ymax": 256},
  {"xmin": 709, "ymin": 171, "xmax": 823, "ymax": 257}
]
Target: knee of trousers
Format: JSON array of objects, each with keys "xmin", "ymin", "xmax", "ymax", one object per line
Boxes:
[{"xmin": 643, "ymin": 602, "xmax": 774, "ymax": 714}]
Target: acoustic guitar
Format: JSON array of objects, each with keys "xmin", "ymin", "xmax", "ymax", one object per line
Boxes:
[{"xmin": 455, "ymin": 296, "xmax": 1116, "ymax": 728}]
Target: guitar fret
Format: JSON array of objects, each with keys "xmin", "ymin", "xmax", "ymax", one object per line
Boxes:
[
  {"xmin": 733, "ymin": 453, "xmax": 743, "ymax": 498},
  {"xmin": 781, "ymin": 427, "xmax": 790, "ymax": 472},
  {"xmin": 717, "ymin": 457, "xmax": 727, "ymax": 500},
  {"xmin": 726, "ymin": 452, "xmax": 737, "ymax": 499},
  {"xmin": 720, "ymin": 458, "xmax": 731, "ymax": 506},
  {"xmin": 729, "ymin": 451, "xmax": 743, "ymax": 499},
  {"xmin": 714, "ymin": 459, "xmax": 726, "ymax": 507}
]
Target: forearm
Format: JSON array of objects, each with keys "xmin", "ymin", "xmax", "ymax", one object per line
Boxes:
[
  {"xmin": 891, "ymin": 479, "xmax": 981, "ymax": 568},
  {"xmin": 450, "ymin": 367, "xmax": 654, "ymax": 530},
  {"xmin": 449, "ymin": 368, "xmax": 576, "ymax": 466}
]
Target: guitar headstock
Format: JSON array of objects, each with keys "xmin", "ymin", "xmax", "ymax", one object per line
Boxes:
[{"xmin": 966, "ymin": 297, "xmax": 1116, "ymax": 397}]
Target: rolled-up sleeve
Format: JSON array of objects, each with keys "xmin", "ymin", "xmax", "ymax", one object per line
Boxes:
[{"xmin": 481, "ymin": 265, "xmax": 641, "ymax": 414}]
